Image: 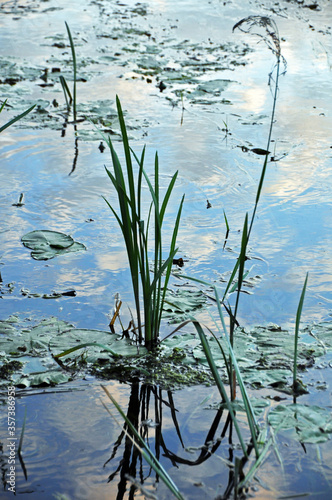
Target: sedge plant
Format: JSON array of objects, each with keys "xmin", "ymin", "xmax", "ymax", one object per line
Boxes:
[{"xmin": 103, "ymin": 96, "xmax": 184, "ymax": 349}]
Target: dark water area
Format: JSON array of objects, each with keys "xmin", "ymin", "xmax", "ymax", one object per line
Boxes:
[{"xmin": 1, "ymin": 0, "xmax": 332, "ymax": 498}]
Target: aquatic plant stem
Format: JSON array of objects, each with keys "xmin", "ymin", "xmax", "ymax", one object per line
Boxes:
[
  {"xmin": 248, "ymin": 52, "xmax": 281, "ymax": 239},
  {"xmin": 65, "ymin": 22, "xmax": 77, "ymax": 122},
  {"xmin": 226, "ymin": 18, "xmax": 284, "ymax": 393},
  {"xmin": 293, "ymin": 272, "xmax": 309, "ymax": 389}
]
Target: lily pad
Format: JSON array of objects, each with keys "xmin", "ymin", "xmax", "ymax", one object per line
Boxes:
[
  {"xmin": 163, "ymin": 289, "xmax": 207, "ymax": 323},
  {"xmin": 16, "ymin": 370, "xmax": 72, "ymax": 388},
  {"xmin": 1, "ymin": 316, "xmax": 331, "ymax": 391},
  {"xmin": 21, "ymin": 230, "xmax": 86, "ymax": 260},
  {"xmin": 194, "ymin": 79, "xmax": 233, "ymax": 96},
  {"xmin": 49, "ymin": 328, "xmax": 146, "ymax": 363},
  {"xmin": 305, "ymin": 322, "xmax": 332, "ymax": 349},
  {"xmin": 268, "ymin": 404, "xmax": 332, "ymax": 444}
]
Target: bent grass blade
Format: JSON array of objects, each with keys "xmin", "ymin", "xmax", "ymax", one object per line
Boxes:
[
  {"xmin": 0, "ymin": 104, "xmax": 36, "ymax": 134},
  {"xmin": 65, "ymin": 22, "xmax": 77, "ymax": 121}
]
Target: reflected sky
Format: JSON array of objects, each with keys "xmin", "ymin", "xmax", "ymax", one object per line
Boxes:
[{"xmin": 1, "ymin": 2, "xmax": 332, "ymax": 496}]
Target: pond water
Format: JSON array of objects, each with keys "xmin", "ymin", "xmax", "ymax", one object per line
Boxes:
[{"xmin": 1, "ymin": 0, "xmax": 332, "ymax": 498}]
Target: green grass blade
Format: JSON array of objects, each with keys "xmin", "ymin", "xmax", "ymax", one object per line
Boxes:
[
  {"xmin": 159, "ymin": 171, "xmax": 179, "ymax": 224},
  {"xmin": 231, "ymin": 214, "xmax": 248, "ymax": 340},
  {"xmin": 192, "ymin": 284, "xmax": 260, "ymax": 456},
  {"xmin": 159, "ymin": 194, "xmax": 185, "ymax": 330},
  {"xmin": 0, "ymin": 99, "xmax": 7, "ymax": 113},
  {"xmin": 191, "ymin": 319, "xmax": 249, "ymax": 458},
  {"xmin": 53, "ymin": 342, "xmax": 118, "ymax": 358},
  {"xmin": 65, "ymin": 22, "xmax": 77, "ymax": 121},
  {"xmin": 0, "ymin": 104, "xmax": 35, "ymax": 134},
  {"xmin": 238, "ymin": 434, "xmax": 273, "ymax": 490},
  {"xmin": 293, "ymin": 272, "xmax": 309, "ymax": 386},
  {"xmin": 116, "ymin": 96, "xmax": 136, "ymax": 210},
  {"xmin": 59, "ymin": 75, "xmax": 72, "ymax": 110},
  {"xmin": 223, "ymin": 209, "xmax": 230, "ymax": 232}
]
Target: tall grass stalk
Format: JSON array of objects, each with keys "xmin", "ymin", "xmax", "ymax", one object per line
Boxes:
[
  {"xmin": 207, "ymin": 17, "xmax": 286, "ymax": 401},
  {"xmin": 104, "ymin": 96, "xmax": 184, "ymax": 349},
  {"xmin": 228, "ymin": 17, "xmax": 284, "ymax": 332},
  {"xmin": 173, "ymin": 16, "xmax": 285, "ymax": 461}
]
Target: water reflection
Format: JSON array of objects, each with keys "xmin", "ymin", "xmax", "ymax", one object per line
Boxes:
[{"xmin": 101, "ymin": 381, "xmax": 257, "ymax": 500}]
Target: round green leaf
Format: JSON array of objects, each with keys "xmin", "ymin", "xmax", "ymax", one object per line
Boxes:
[
  {"xmin": 21, "ymin": 230, "xmax": 86, "ymax": 260},
  {"xmin": 22, "ymin": 230, "xmax": 74, "ymax": 250}
]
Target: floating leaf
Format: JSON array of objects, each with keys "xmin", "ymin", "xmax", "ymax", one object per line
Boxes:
[
  {"xmin": 49, "ymin": 328, "xmax": 146, "ymax": 363},
  {"xmin": 1, "ymin": 316, "xmax": 331, "ymax": 390},
  {"xmin": 195, "ymin": 79, "xmax": 233, "ymax": 95},
  {"xmin": 306, "ymin": 322, "xmax": 332, "ymax": 349},
  {"xmin": 250, "ymin": 148, "xmax": 270, "ymax": 156},
  {"xmin": 21, "ymin": 230, "xmax": 86, "ymax": 260},
  {"xmin": 0, "ymin": 319, "xmax": 18, "ymax": 336},
  {"xmin": 219, "ymin": 397, "xmax": 270, "ymax": 417},
  {"xmin": 16, "ymin": 370, "xmax": 71, "ymax": 388},
  {"xmin": 163, "ymin": 289, "xmax": 207, "ymax": 323},
  {"xmin": 268, "ymin": 404, "xmax": 332, "ymax": 443}
]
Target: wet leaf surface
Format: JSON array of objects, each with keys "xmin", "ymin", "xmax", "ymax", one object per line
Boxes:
[
  {"xmin": 163, "ymin": 288, "xmax": 207, "ymax": 323},
  {"xmin": 268, "ymin": 403, "xmax": 332, "ymax": 443},
  {"xmin": 21, "ymin": 230, "xmax": 86, "ymax": 260},
  {"xmin": 1, "ymin": 315, "xmax": 330, "ymax": 394}
]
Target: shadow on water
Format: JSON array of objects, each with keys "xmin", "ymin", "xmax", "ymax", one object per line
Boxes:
[{"xmin": 60, "ymin": 111, "xmax": 80, "ymax": 176}]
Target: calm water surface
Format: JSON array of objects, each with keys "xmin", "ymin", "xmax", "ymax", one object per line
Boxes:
[{"xmin": 1, "ymin": 0, "xmax": 332, "ymax": 498}]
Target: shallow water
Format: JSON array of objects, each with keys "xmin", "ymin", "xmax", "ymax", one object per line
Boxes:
[
  {"xmin": 1, "ymin": 376, "xmax": 332, "ymax": 499},
  {"xmin": 1, "ymin": 0, "xmax": 332, "ymax": 498}
]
